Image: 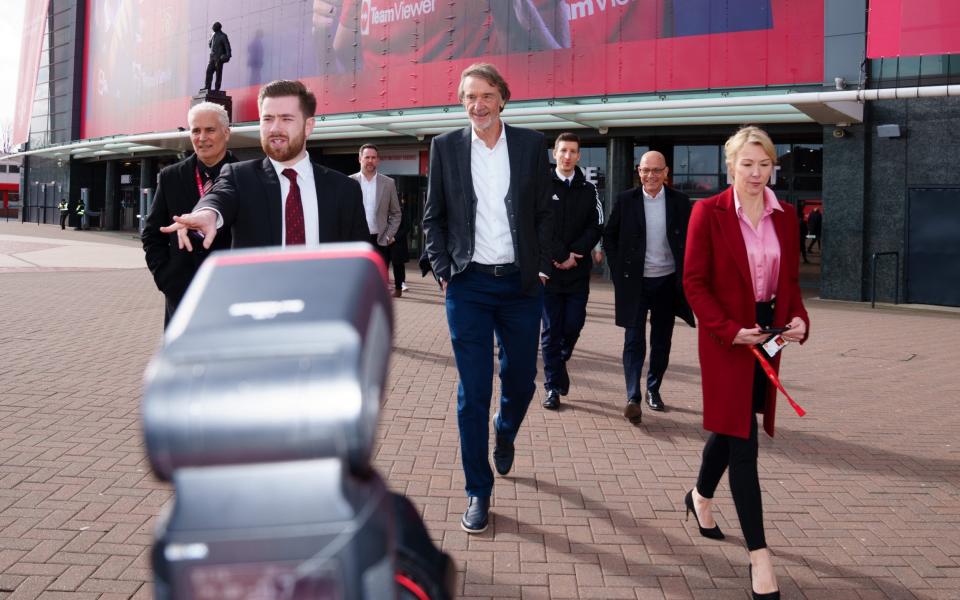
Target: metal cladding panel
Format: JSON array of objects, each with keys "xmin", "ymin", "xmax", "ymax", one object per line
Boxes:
[{"xmin": 81, "ymin": 0, "xmax": 824, "ymax": 138}]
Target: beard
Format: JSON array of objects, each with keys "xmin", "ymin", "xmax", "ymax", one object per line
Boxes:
[{"xmin": 261, "ymin": 130, "xmax": 306, "ymax": 163}]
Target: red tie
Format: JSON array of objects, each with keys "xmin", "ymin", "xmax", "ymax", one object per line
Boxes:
[{"xmin": 281, "ymin": 168, "xmax": 306, "ymax": 246}]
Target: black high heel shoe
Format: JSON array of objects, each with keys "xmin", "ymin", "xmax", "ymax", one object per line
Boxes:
[
  {"xmin": 684, "ymin": 490, "xmax": 724, "ymax": 540},
  {"xmin": 749, "ymin": 565, "xmax": 780, "ymax": 600}
]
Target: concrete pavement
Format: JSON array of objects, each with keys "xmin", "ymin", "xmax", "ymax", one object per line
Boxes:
[{"xmin": 0, "ymin": 221, "xmax": 958, "ymax": 599}]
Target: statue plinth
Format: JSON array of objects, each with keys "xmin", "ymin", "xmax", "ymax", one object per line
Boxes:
[{"xmin": 192, "ymin": 89, "xmax": 233, "ymax": 122}]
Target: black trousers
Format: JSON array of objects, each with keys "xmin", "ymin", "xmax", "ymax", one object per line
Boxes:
[
  {"xmin": 622, "ymin": 273, "xmax": 676, "ymax": 400},
  {"xmin": 540, "ymin": 289, "xmax": 588, "ymax": 393},
  {"xmin": 695, "ymin": 300, "xmax": 773, "ymax": 552},
  {"xmin": 369, "ymin": 234, "xmax": 392, "ymax": 274},
  {"xmin": 392, "ymin": 259, "xmax": 406, "ymax": 290}
]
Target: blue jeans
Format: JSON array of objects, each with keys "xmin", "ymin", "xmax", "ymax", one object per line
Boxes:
[
  {"xmin": 445, "ymin": 268, "xmax": 542, "ymax": 498},
  {"xmin": 540, "ymin": 290, "xmax": 588, "ymax": 393}
]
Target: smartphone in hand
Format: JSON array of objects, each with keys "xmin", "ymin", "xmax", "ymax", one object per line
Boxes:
[{"xmin": 759, "ymin": 325, "xmax": 790, "ymax": 335}]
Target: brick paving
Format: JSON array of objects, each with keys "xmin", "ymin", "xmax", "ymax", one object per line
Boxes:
[{"xmin": 0, "ymin": 221, "xmax": 958, "ymax": 599}]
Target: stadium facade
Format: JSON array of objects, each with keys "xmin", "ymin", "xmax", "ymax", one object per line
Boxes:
[{"xmin": 10, "ymin": 0, "xmax": 960, "ymax": 306}]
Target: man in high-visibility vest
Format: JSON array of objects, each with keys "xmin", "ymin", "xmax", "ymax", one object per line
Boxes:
[
  {"xmin": 58, "ymin": 199, "xmax": 69, "ymax": 229},
  {"xmin": 74, "ymin": 199, "xmax": 85, "ymax": 231}
]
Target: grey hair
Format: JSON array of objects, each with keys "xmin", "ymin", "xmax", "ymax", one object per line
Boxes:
[{"xmin": 187, "ymin": 102, "xmax": 230, "ymax": 128}]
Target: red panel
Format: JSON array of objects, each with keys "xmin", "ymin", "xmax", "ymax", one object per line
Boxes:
[
  {"xmin": 868, "ymin": 0, "xmax": 960, "ymax": 58},
  {"xmin": 80, "ymin": 0, "xmax": 823, "ymax": 138}
]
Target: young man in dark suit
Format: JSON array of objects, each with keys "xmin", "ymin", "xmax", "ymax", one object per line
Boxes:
[
  {"xmin": 423, "ymin": 63, "xmax": 553, "ymax": 534},
  {"xmin": 142, "ymin": 102, "xmax": 236, "ymax": 327},
  {"xmin": 603, "ymin": 151, "xmax": 695, "ymax": 423},
  {"xmin": 162, "ymin": 80, "xmax": 368, "ymax": 251}
]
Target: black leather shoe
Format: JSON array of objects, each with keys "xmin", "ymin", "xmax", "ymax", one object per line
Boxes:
[
  {"xmin": 493, "ymin": 434, "xmax": 515, "ymax": 475},
  {"xmin": 542, "ymin": 390, "xmax": 560, "ymax": 410},
  {"xmin": 647, "ymin": 390, "xmax": 665, "ymax": 411},
  {"xmin": 623, "ymin": 399, "xmax": 642, "ymax": 424},
  {"xmin": 460, "ymin": 496, "xmax": 490, "ymax": 534}
]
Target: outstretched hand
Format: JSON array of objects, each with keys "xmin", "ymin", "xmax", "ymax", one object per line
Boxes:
[{"xmin": 159, "ymin": 211, "xmax": 218, "ymax": 251}]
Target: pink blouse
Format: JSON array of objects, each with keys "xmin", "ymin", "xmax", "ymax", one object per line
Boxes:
[{"xmin": 733, "ymin": 187, "xmax": 782, "ymax": 302}]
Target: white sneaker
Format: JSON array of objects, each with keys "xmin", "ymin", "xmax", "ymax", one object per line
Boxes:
[{"xmin": 401, "ymin": 282, "xmax": 409, "ymax": 291}]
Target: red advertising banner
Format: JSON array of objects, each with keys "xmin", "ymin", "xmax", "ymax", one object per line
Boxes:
[
  {"xmin": 83, "ymin": 0, "xmax": 823, "ymax": 139},
  {"xmin": 13, "ymin": 0, "xmax": 50, "ymax": 147},
  {"xmin": 867, "ymin": 0, "xmax": 960, "ymax": 58}
]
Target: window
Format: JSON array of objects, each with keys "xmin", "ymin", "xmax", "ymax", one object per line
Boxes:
[
  {"xmin": 7, "ymin": 165, "xmax": 19, "ymax": 173},
  {"xmin": 673, "ymin": 145, "xmax": 722, "ymax": 196}
]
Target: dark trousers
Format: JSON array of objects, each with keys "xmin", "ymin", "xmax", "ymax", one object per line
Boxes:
[
  {"xmin": 391, "ymin": 256, "xmax": 406, "ymax": 290},
  {"xmin": 540, "ymin": 289, "xmax": 588, "ymax": 393},
  {"xmin": 60, "ymin": 212, "xmax": 68, "ymax": 229},
  {"xmin": 369, "ymin": 234, "xmax": 392, "ymax": 274},
  {"xmin": 204, "ymin": 60, "xmax": 223, "ymax": 90},
  {"xmin": 445, "ymin": 268, "xmax": 542, "ymax": 498},
  {"xmin": 623, "ymin": 273, "xmax": 676, "ymax": 401},
  {"xmin": 695, "ymin": 300, "xmax": 774, "ymax": 551}
]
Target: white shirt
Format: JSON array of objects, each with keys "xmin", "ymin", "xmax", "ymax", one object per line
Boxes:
[
  {"xmin": 269, "ymin": 154, "xmax": 320, "ymax": 247},
  {"xmin": 555, "ymin": 167, "xmax": 574, "ymax": 186},
  {"xmin": 359, "ymin": 173, "xmax": 379, "ymax": 234},
  {"xmin": 199, "ymin": 154, "xmax": 319, "ymax": 246},
  {"xmin": 471, "ymin": 124, "xmax": 514, "ymax": 265},
  {"xmin": 641, "ymin": 185, "xmax": 676, "ymax": 277}
]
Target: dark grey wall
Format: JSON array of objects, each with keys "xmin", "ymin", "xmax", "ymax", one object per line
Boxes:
[
  {"xmin": 870, "ymin": 96, "xmax": 960, "ymax": 304},
  {"xmin": 821, "ymin": 96, "xmax": 960, "ymax": 305},
  {"xmin": 820, "ymin": 123, "xmax": 866, "ymax": 300}
]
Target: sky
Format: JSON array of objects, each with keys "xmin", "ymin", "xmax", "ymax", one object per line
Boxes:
[{"xmin": 0, "ymin": 0, "xmax": 27, "ymax": 126}]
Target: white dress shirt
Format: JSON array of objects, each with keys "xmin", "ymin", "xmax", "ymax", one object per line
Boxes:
[
  {"xmin": 359, "ymin": 173, "xmax": 379, "ymax": 234},
  {"xmin": 555, "ymin": 167, "xmax": 573, "ymax": 186},
  {"xmin": 269, "ymin": 154, "xmax": 320, "ymax": 247},
  {"xmin": 199, "ymin": 153, "xmax": 320, "ymax": 247},
  {"xmin": 471, "ymin": 125, "xmax": 514, "ymax": 265},
  {"xmin": 641, "ymin": 185, "xmax": 676, "ymax": 277}
]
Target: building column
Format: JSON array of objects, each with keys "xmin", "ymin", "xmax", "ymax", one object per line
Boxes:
[
  {"xmin": 139, "ymin": 158, "xmax": 157, "ymax": 233},
  {"xmin": 606, "ymin": 137, "xmax": 633, "ymax": 211},
  {"xmin": 103, "ymin": 160, "xmax": 119, "ymax": 230},
  {"xmin": 140, "ymin": 158, "xmax": 157, "ymax": 191},
  {"xmin": 820, "ymin": 123, "xmax": 867, "ymax": 301},
  {"xmin": 601, "ymin": 137, "xmax": 634, "ymax": 278}
]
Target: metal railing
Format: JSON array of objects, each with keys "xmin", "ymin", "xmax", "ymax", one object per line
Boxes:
[{"xmin": 870, "ymin": 251, "xmax": 900, "ymax": 308}]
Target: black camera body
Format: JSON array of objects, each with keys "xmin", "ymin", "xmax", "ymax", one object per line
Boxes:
[{"xmin": 143, "ymin": 244, "xmax": 452, "ymax": 599}]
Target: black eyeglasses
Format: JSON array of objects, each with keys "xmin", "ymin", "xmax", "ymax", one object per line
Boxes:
[{"xmin": 639, "ymin": 167, "xmax": 666, "ymax": 175}]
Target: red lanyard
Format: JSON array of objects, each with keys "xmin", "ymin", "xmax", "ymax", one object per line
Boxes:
[
  {"xmin": 750, "ymin": 346, "xmax": 806, "ymax": 417},
  {"xmin": 194, "ymin": 166, "xmax": 211, "ymax": 197}
]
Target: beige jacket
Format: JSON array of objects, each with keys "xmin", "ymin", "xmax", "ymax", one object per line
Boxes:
[{"xmin": 351, "ymin": 171, "xmax": 401, "ymax": 246}]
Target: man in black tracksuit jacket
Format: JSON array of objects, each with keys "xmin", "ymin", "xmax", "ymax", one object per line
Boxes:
[{"xmin": 541, "ymin": 133, "xmax": 604, "ymax": 410}]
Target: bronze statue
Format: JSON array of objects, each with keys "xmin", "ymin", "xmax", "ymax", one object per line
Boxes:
[{"xmin": 204, "ymin": 22, "xmax": 232, "ymax": 91}]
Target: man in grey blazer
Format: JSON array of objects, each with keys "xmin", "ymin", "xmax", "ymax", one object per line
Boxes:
[{"xmin": 350, "ymin": 144, "xmax": 402, "ymax": 295}]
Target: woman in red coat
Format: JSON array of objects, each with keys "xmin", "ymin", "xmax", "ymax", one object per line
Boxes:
[{"xmin": 682, "ymin": 126, "xmax": 810, "ymax": 600}]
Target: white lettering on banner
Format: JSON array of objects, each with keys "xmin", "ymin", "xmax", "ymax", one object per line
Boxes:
[
  {"xmin": 367, "ymin": 0, "xmax": 436, "ymax": 31},
  {"xmin": 565, "ymin": 0, "xmax": 632, "ymax": 22}
]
